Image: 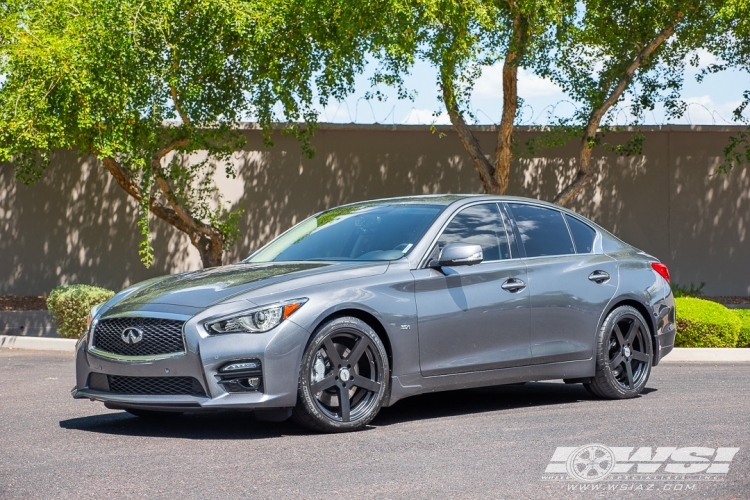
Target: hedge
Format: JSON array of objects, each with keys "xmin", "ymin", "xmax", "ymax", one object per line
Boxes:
[
  {"xmin": 735, "ymin": 310, "xmax": 750, "ymax": 348},
  {"xmin": 47, "ymin": 285, "xmax": 115, "ymax": 339},
  {"xmin": 674, "ymin": 297, "xmax": 742, "ymax": 348}
]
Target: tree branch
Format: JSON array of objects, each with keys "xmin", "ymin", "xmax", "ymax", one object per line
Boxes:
[
  {"xmin": 553, "ymin": 12, "xmax": 685, "ymax": 206},
  {"xmin": 100, "ymin": 155, "xmax": 195, "ymax": 236},
  {"xmin": 441, "ymin": 78, "xmax": 498, "ymax": 193}
]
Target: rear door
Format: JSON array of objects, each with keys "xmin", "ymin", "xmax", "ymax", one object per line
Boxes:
[
  {"xmin": 412, "ymin": 203, "xmax": 531, "ymax": 376},
  {"xmin": 504, "ymin": 203, "xmax": 619, "ymax": 364}
]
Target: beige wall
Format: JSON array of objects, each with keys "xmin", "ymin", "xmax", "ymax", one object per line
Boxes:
[{"xmin": 1, "ymin": 125, "xmax": 748, "ymax": 296}]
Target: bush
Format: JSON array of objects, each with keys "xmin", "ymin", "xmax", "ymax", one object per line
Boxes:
[
  {"xmin": 674, "ymin": 297, "xmax": 741, "ymax": 347},
  {"xmin": 735, "ymin": 310, "xmax": 750, "ymax": 348},
  {"xmin": 46, "ymin": 285, "xmax": 115, "ymax": 339}
]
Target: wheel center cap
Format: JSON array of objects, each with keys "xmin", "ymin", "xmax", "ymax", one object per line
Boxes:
[
  {"xmin": 623, "ymin": 345, "xmax": 632, "ymax": 358},
  {"xmin": 339, "ymin": 368, "xmax": 351, "ymax": 382}
]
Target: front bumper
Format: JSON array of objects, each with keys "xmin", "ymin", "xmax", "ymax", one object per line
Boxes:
[{"xmin": 72, "ymin": 312, "xmax": 310, "ymax": 412}]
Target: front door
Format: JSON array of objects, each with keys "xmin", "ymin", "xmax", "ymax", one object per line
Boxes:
[{"xmin": 413, "ymin": 203, "xmax": 531, "ymax": 376}]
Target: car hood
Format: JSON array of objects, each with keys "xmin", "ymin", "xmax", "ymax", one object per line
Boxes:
[{"xmin": 103, "ymin": 261, "xmax": 389, "ymax": 315}]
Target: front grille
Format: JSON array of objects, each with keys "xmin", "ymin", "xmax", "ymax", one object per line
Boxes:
[
  {"xmin": 108, "ymin": 375, "xmax": 206, "ymax": 396},
  {"xmin": 93, "ymin": 317, "xmax": 185, "ymax": 356}
]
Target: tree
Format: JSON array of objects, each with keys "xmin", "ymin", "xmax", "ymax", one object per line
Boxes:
[
  {"xmin": 540, "ymin": 0, "xmax": 722, "ymax": 206},
  {"xmin": 374, "ymin": 0, "xmax": 719, "ymax": 206},
  {"xmin": 0, "ymin": 0, "xmax": 373, "ymax": 267},
  {"xmin": 704, "ymin": 0, "xmax": 750, "ymax": 172},
  {"xmin": 378, "ymin": 0, "xmax": 575, "ymax": 196}
]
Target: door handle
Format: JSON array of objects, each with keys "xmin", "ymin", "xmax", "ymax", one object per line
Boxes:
[
  {"xmin": 588, "ymin": 270, "xmax": 610, "ymax": 284},
  {"xmin": 501, "ymin": 278, "xmax": 526, "ymax": 292}
]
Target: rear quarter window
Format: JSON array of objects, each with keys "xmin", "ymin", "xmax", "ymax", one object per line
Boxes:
[{"xmin": 565, "ymin": 214, "xmax": 596, "ymax": 253}]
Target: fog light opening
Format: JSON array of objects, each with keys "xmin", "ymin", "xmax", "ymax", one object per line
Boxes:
[{"xmin": 217, "ymin": 359, "xmax": 263, "ymax": 393}]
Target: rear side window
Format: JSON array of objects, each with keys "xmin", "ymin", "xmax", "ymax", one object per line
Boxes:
[
  {"xmin": 507, "ymin": 203, "xmax": 574, "ymax": 257},
  {"xmin": 436, "ymin": 203, "xmax": 511, "ymax": 261},
  {"xmin": 565, "ymin": 214, "xmax": 596, "ymax": 253}
]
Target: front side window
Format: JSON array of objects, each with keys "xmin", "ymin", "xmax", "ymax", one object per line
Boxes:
[
  {"xmin": 436, "ymin": 203, "xmax": 510, "ymax": 261},
  {"xmin": 507, "ymin": 203, "xmax": 574, "ymax": 257},
  {"xmin": 247, "ymin": 204, "xmax": 443, "ymax": 262}
]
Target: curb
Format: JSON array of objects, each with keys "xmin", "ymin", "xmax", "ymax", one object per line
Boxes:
[
  {"xmin": 661, "ymin": 347, "xmax": 750, "ymax": 363},
  {"xmin": 0, "ymin": 335, "xmax": 76, "ymax": 352}
]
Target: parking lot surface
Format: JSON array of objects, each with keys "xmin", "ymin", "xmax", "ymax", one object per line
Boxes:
[{"xmin": 1, "ymin": 350, "xmax": 748, "ymax": 499}]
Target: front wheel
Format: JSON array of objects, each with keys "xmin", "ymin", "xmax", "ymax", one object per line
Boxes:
[
  {"xmin": 585, "ymin": 306, "xmax": 652, "ymax": 399},
  {"xmin": 293, "ymin": 317, "xmax": 389, "ymax": 432}
]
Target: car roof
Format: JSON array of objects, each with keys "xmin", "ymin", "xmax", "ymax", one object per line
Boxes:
[{"xmin": 335, "ymin": 194, "xmax": 569, "ymax": 211}]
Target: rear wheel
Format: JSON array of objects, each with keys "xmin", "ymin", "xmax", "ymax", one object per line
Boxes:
[
  {"xmin": 293, "ymin": 317, "xmax": 389, "ymax": 432},
  {"xmin": 585, "ymin": 306, "xmax": 652, "ymax": 399}
]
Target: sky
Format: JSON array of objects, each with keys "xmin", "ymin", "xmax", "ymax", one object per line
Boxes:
[{"xmin": 313, "ymin": 50, "xmax": 749, "ymax": 127}]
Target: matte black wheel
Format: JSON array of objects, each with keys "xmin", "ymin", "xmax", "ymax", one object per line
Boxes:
[
  {"xmin": 585, "ymin": 306, "xmax": 652, "ymax": 399},
  {"xmin": 293, "ymin": 317, "xmax": 389, "ymax": 432},
  {"xmin": 125, "ymin": 409, "xmax": 183, "ymax": 419}
]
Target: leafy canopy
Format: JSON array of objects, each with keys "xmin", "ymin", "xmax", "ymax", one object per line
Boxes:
[{"xmin": 0, "ymin": 0, "xmax": 377, "ymax": 265}]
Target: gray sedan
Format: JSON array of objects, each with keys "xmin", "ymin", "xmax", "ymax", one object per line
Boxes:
[{"xmin": 73, "ymin": 195, "xmax": 676, "ymax": 432}]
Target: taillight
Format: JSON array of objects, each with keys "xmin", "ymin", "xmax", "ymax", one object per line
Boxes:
[{"xmin": 651, "ymin": 262, "xmax": 670, "ymax": 283}]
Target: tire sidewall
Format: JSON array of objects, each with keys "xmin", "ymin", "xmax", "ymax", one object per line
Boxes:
[
  {"xmin": 597, "ymin": 306, "xmax": 653, "ymax": 398},
  {"xmin": 297, "ymin": 317, "xmax": 390, "ymax": 432}
]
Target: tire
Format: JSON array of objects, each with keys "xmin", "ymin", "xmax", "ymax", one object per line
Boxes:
[
  {"xmin": 292, "ymin": 317, "xmax": 389, "ymax": 433},
  {"xmin": 125, "ymin": 409, "xmax": 183, "ymax": 419},
  {"xmin": 585, "ymin": 306, "xmax": 653, "ymax": 399}
]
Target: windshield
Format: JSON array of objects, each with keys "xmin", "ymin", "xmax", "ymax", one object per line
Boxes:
[{"xmin": 247, "ymin": 204, "xmax": 443, "ymax": 262}]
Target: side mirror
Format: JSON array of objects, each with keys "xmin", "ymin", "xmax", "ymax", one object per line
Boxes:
[{"xmin": 429, "ymin": 243, "xmax": 483, "ymax": 268}]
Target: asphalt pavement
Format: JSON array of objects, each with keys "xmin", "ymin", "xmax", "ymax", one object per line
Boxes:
[{"xmin": 1, "ymin": 349, "xmax": 748, "ymax": 499}]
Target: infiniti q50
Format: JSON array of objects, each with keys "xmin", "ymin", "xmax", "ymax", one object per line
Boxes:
[{"xmin": 73, "ymin": 195, "xmax": 676, "ymax": 432}]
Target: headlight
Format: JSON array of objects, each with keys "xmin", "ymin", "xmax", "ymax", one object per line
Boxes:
[
  {"xmin": 205, "ymin": 298, "xmax": 308, "ymax": 334},
  {"xmin": 81, "ymin": 301, "xmax": 106, "ymax": 348},
  {"xmin": 86, "ymin": 302, "xmax": 105, "ymax": 332}
]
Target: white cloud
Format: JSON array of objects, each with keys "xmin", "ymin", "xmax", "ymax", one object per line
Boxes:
[
  {"xmin": 679, "ymin": 95, "xmax": 743, "ymax": 124},
  {"xmin": 473, "ymin": 65, "xmax": 562, "ymax": 99},
  {"xmin": 686, "ymin": 49, "xmax": 719, "ymax": 73},
  {"xmin": 401, "ymin": 108, "xmax": 451, "ymax": 125}
]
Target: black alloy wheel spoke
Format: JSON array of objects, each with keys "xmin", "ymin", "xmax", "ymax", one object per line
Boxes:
[
  {"xmin": 624, "ymin": 359, "xmax": 634, "ymax": 390},
  {"xmin": 610, "ymin": 352, "xmax": 623, "ymax": 371},
  {"xmin": 613, "ymin": 324, "xmax": 626, "ymax": 346},
  {"xmin": 311, "ymin": 374, "xmax": 337, "ymax": 394},
  {"xmin": 351, "ymin": 375, "xmax": 381, "ymax": 393},
  {"xmin": 337, "ymin": 385, "xmax": 351, "ymax": 422},
  {"xmin": 323, "ymin": 338, "xmax": 343, "ymax": 366},
  {"xmin": 625, "ymin": 321, "xmax": 637, "ymax": 344},
  {"xmin": 346, "ymin": 336, "xmax": 371, "ymax": 366},
  {"xmin": 631, "ymin": 350, "xmax": 649, "ymax": 363}
]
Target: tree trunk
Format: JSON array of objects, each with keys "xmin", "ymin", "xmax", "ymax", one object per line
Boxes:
[
  {"xmin": 196, "ymin": 234, "xmax": 224, "ymax": 268},
  {"xmin": 441, "ymin": 11, "xmax": 527, "ymax": 196},
  {"xmin": 494, "ymin": 12, "xmax": 526, "ymax": 195}
]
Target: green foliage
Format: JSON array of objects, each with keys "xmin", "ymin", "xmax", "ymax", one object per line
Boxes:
[
  {"xmin": 46, "ymin": 284, "xmax": 115, "ymax": 339},
  {"xmin": 532, "ymin": 0, "xmax": 722, "ymax": 157},
  {"xmin": 671, "ymin": 281, "xmax": 706, "ymax": 298},
  {"xmin": 674, "ymin": 297, "xmax": 741, "ymax": 348},
  {"xmin": 734, "ymin": 310, "xmax": 750, "ymax": 348},
  {"xmin": 0, "ymin": 0, "xmax": 375, "ymax": 266}
]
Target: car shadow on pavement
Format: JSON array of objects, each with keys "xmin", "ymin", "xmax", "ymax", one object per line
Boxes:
[
  {"xmin": 59, "ymin": 383, "xmax": 656, "ymax": 438},
  {"xmin": 372, "ymin": 382, "xmax": 656, "ymax": 427},
  {"xmin": 59, "ymin": 410, "xmax": 305, "ymax": 440}
]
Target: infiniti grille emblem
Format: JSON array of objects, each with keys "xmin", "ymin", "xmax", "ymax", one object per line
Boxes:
[{"xmin": 121, "ymin": 327, "xmax": 144, "ymax": 344}]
